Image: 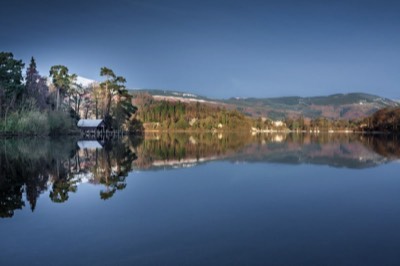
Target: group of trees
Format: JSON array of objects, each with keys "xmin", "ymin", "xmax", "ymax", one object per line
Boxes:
[
  {"xmin": 48, "ymin": 64, "xmax": 139, "ymax": 131},
  {"xmin": 284, "ymin": 111, "xmax": 400, "ymax": 133},
  {"xmin": 133, "ymin": 93, "xmax": 368, "ymax": 133},
  {"xmin": 134, "ymin": 93, "xmax": 253, "ymax": 131},
  {"xmin": 284, "ymin": 117, "xmax": 358, "ymax": 132},
  {"xmin": 0, "ymin": 52, "xmax": 74, "ymax": 135},
  {"xmin": 360, "ymin": 107, "xmax": 400, "ymax": 132},
  {"xmin": 70, "ymin": 67, "xmax": 139, "ymax": 131},
  {"xmin": 0, "ymin": 52, "xmax": 139, "ymax": 135}
]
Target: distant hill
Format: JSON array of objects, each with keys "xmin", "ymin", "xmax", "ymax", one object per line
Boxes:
[
  {"xmin": 131, "ymin": 89, "xmax": 399, "ymax": 120},
  {"xmin": 132, "ymin": 89, "xmax": 212, "ymax": 102}
]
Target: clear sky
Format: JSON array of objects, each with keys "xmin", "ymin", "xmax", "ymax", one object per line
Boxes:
[{"xmin": 1, "ymin": 0, "xmax": 399, "ymax": 99}]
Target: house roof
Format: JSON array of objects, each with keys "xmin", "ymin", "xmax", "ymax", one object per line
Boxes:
[{"xmin": 77, "ymin": 119, "xmax": 104, "ymax": 128}]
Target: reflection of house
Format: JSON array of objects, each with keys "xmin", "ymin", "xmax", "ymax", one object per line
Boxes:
[
  {"xmin": 77, "ymin": 140, "xmax": 103, "ymax": 150},
  {"xmin": 77, "ymin": 119, "xmax": 106, "ymax": 133}
]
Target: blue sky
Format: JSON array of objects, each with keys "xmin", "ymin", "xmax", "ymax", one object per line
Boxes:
[{"xmin": 1, "ymin": 0, "xmax": 399, "ymax": 99}]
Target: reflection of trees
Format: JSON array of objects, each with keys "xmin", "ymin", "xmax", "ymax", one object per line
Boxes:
[
  {"xmin": 134, "ymin": 132, "xmax": 253, "ymax": 169},
  {"xmin": 0, "ymin": 182, "xmax": 24, "ymax": 218},
  {"xmin": 361, "ymin": 134, "xmax": 400, "ymax": 158},
  {"xmin": 49, "ymin": 157, "xmax": 81, "ymax": 203},
  {"xmin": 233, "ymin": 133, "xmax": 390, "ymax": 168},
  {"xmin": 135, "ymin": 133, "xmax": 400, "ymax": 170},
  {"xmin": 2, "ymin": 133, "xmax": 400, "ymax": 218},
  {"xmin": 75, "ymin": 138, "xmax": 138, "ymax": 200},
  {"xmin": 0, "ymin": 137, "xmax": 140, "ymax": 218},
  {"xmin": 99, "ymin": 175, "xmax": 127, "ymax": 200},
  {"xmin": 0, "ymin": 138, "xmax": 77, "ymax": 217},
  {"xmin": 50, "ymin": 173, "xmax": 79, "ymax": 203},
  {"xmin": 101, "ymin": 140, "xmax": 137, "ymax": 200},
  {"xmin": 26, "ymin": 174, "xmax": 48, "ymax": 211}
]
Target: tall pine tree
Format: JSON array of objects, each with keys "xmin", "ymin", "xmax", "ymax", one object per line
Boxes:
[{"xmin": 25, "ymin": 57, "xmax": 48, "ymax": 109}]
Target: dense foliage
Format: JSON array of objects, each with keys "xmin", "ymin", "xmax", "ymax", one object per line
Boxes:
[
  {"xmin": 134, "ymin": 93, "xmax": 253, "ymax": 131},
  {"xmin": 133, "ymin": 93, "xmax": 363, "ymax": 132},
  {"xmin": 0, "ymin": 51, "xmax": 139, "ymax": 135},
  {"xmin": 360, "ymin": 107, "xmax": 400, "ymax": 132}
]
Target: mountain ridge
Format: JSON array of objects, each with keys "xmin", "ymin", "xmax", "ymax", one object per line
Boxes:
[{"xmin": 131, "ymin": 89, "xmax": 399, "ymax": 120}]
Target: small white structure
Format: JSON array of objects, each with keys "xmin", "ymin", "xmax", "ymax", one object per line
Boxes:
[
  {"xmin": 77, "ymin": 119, "xmax": 106, "ymax": 135},
  {"xmin": 273, "ymin": 120, "xmax": 284, "ymax": 127}
]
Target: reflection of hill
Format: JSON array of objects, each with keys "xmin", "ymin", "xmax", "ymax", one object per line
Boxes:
[
  {"xmin": 133, "ymin": 132, "xmax": 253, "ymax": 170},
  {"xmin": 228, "ymin": 134, "xmax": 387, "ymax": 169},
  {"xmin": 134, "ymin": 133, "xmax": 394, "ymax": 170}
]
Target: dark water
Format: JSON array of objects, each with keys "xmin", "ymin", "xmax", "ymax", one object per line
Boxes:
[{"xmin": 1, "ymin": 133, "xmax": 400, "ymax": 265}]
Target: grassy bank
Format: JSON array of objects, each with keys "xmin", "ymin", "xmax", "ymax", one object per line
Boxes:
[{"xmin": 0, "ymin": 110, "xmax": 79, "ymax": 136}]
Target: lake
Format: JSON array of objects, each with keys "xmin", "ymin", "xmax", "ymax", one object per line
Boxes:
[{"xmin": 1, "ymin": 133, "xmax": 400, "ymax": 265}]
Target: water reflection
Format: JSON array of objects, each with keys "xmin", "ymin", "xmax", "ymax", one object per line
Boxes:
[
  {"xmin": 75, "ymin": 140, "xmax": 138, "ymax": 200},
  {"xmin": 0, "ymin": 137, "xmax": 140, "ymax": 218},
  {"xmin": 136, "ymin": 133, "xmax": 400, "ymax": 169},
  {"xmin": 1, "ymin": 133, "xmax": 400, "ymax": 217}
]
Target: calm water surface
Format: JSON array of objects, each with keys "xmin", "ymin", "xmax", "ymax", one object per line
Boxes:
[{"xmin": 1, "ymin": 133, "xmax": 400, "ymax": 265}]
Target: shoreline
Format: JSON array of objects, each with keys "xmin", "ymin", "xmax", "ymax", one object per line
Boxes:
[{"xmin": 0, "ymin": 129, "xmax": 397, "ymax": 138}]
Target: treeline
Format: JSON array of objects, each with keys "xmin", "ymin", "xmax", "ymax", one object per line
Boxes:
[
  {"xmin": 0, "ymin": 52, "xmax": 139, "ymax": 135},
  {"xmin": 236, "ymin": 115, "xmax": 357, "ymax": 132},
  {"xmin": 0, "ymin": 52, "xmax": 73, "ymax": 135},
  {"xmin": 360, "ymin": 107, "xmax": 400, "ymax": 132},
  {"xmin": 284, "ymin": 107, "xmax": 400, "ymax": 133},
  {"xmin": 284, "ymin": 117, "xmax": 358, "ymax": 132},
  {"xmin": 134, "ymin": 93, "xmax": 253, "ymax": 131},
  {"xmin": 133, "ymin": 93, "xmax": 366, "ymax": 132}
]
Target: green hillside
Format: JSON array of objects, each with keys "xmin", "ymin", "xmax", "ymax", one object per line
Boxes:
[{"xmin": 131, "ymin": 89, "xmax": 399, "ymax": 120}]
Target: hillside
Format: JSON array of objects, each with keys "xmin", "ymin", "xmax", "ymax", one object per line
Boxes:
[{"xmin": 131, "ymin": 89, "xmax": 399, "ymax": 120}]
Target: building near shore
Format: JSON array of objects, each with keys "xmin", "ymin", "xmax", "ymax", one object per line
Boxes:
[{"xmin": 77, "ymin": 119, "xmax": 106, "ymax": 133}]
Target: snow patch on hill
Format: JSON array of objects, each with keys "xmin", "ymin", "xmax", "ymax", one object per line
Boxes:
[
  {"xmin": 75, "ymin": 76, "xmax": 97, "ymax": 87},
  {"xmin": 152, "ymin": 95, "xmax": 220, "ymax": 105}
]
